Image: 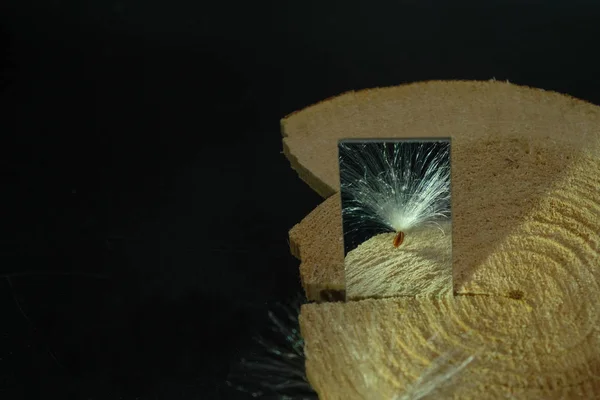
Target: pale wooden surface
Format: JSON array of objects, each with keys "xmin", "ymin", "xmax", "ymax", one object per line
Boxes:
[
  {"xmin": 289, "ymin": 194, "xmax": 345, "ymax": 301},
  {"xmin": 345, "ymin": 223, "xmax": 452, "ymax": 300},
  {"xmin": 282, "ymin": 81, "xmax": 600, "ymax": 399},
  {"xmin": 300, "ymin": 295, "xmax": 600, "ymax": 399}
]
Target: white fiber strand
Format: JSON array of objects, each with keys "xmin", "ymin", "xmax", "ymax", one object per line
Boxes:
[{"xmin": 339, "ymin": 141, "xmax": 451, "ymax": 242}]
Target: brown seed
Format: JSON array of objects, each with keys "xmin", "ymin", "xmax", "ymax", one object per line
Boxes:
[{"xmin": 393, "ymin": 231, "xmax": 405, "ymax": 247}]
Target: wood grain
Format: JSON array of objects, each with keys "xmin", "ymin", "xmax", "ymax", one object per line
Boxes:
[
  {"xmin": 345, "ymin": 223, "xmax": 452, "ymax": 300},
  {"xmin": 282, "ymin": 81, "xmax": 600, "ymax": 398},
  {"xmin": 300, "ymin": 295, "xmax": 600, "ymax": 399}
]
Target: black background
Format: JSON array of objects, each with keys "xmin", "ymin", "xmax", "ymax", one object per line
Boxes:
[{"xmin": 1, "ymin": 1, "xmax": 600, "ymax": 399}]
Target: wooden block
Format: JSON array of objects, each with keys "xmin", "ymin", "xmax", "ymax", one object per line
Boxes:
[
  {"xmin": 300, "ymin": 295, "xmax": 600, "ymax": 399},
  {"xmin": 289, "ymin": 194, "xmax": 345, "ymax": 302},
  {"xmin": 282, "ymin": 81, "xmax": 600, "ymax": 398}
]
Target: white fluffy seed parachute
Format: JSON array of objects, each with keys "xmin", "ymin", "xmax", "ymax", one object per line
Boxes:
[
  {"xmin": 225, "ymin": 294, "xmax": 317, "ymax": 399},
  {"xmin": 339, "ymin": 140, "xmax": 451, "ymax": 249}
]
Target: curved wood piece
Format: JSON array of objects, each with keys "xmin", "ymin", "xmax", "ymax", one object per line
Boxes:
[{"xmin": 283, "ymin": 81, "xmax": 600, "ymax": 398}]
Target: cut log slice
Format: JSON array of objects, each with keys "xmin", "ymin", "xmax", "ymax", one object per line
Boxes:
[
  {"xmin": 283, "ymin": 81, "xmax": 600, "ymax": 398},
  {"xmin": 300, "ymin": 294, "xmax": 600, "ymax": 399}
]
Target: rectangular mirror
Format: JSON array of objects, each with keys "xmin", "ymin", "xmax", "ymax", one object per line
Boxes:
[{"xmin": 339, "ymin": 138, "xmax": 452, "ymax": 300}]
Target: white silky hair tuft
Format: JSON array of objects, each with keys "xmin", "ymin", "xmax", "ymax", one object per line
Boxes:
[
  {"xmin": 339, "ymin": 140, "xmax": 451, "ymax": 239},
  {"xmin": 393, "ymin": 345, "xmax": 477, "ymax": 400},
  {"xmin": 226, "ymin": 294, "xmax": 317, "ymax": 399}
]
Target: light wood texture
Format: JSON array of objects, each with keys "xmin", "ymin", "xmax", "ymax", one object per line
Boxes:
[
  {"xmin": 300, "ymin": 295, "xmax": 600, "ymax": 399},
  {"xmin": 289, "ymin": 195, "xmax": 345, "ymax": 302},
  {"xmin": 345, "ymin": 223, "xmax": 452, "ymax": 300},
  {"xmin": 282, "ymin": 81, "xmax": 600, "ymax": 398}
]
